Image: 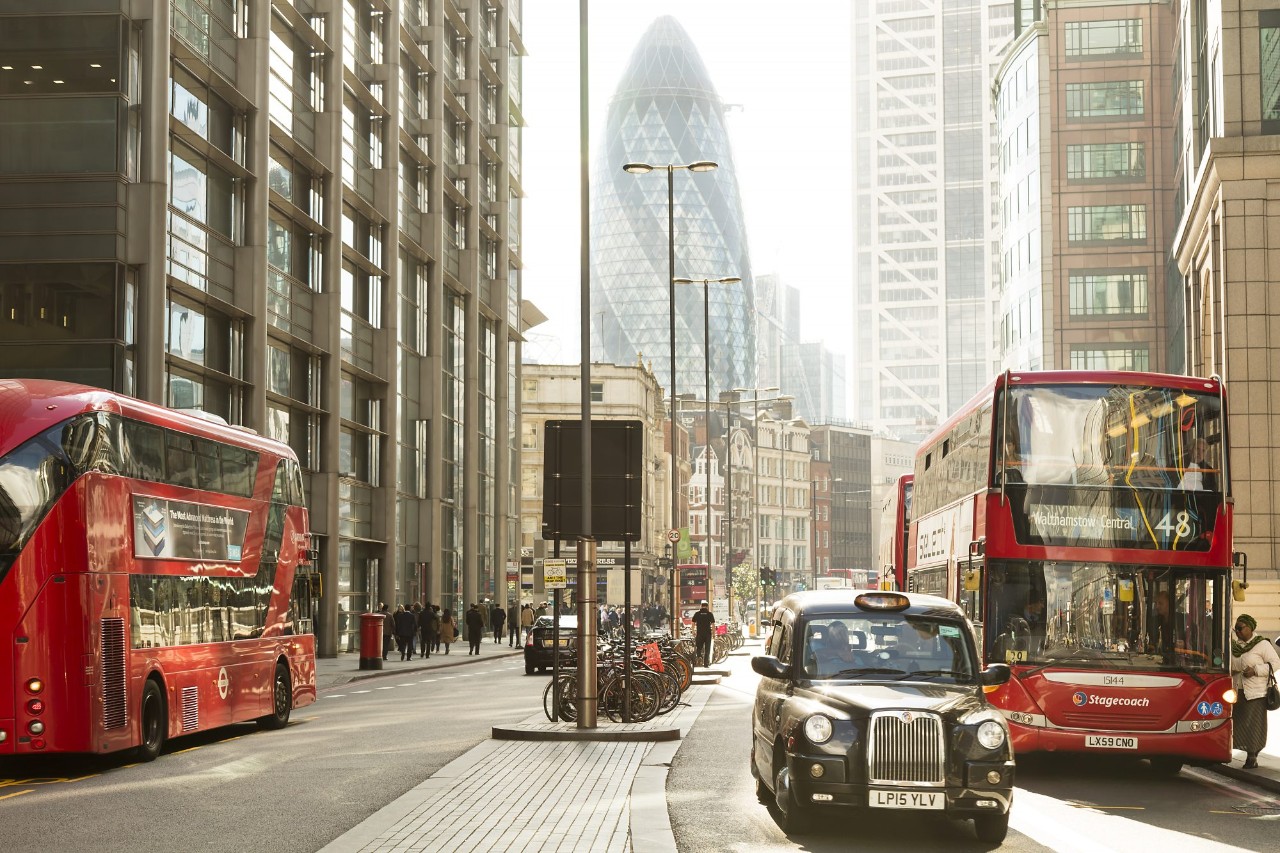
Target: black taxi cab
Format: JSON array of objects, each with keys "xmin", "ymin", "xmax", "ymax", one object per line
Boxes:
[{"xmin": 751, "ymin": 590, "xmax": 1015, "ymax": 842}]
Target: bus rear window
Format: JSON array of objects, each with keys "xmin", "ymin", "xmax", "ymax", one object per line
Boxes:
[{"xmin": 0, "ymin": 423, "xmax": 80, "ymax": 583}]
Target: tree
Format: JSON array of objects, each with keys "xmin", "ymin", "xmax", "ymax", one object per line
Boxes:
[{"xmin": 731, "ymin": 563, "xmax": 758, "ymax": 623}]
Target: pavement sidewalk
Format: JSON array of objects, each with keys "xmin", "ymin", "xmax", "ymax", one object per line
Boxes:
[
  {"xmin": 315, "ymin": 641, "xmax": 525, "ymax": 690},
  {"xmin": 317, "ymin": 642, "xmax": 756, "ymax": 853},
  {"xmin": 1217, "ymin": 702, "xmax": 1280, "ymax": 794}
]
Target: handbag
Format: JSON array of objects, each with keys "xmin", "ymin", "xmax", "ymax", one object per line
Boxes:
[{"xmin": 1266, "ymin": 663, "xmax": 1280, "ymax": 712}]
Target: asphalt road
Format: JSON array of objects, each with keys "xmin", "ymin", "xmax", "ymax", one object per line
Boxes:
[
  {"xmin": 667, "ymin": 652, "xmax": 1280, "ymax": 852},
  {"xmin": 0, "ymin": 656, "xmax": 544, "ymax": 853}
]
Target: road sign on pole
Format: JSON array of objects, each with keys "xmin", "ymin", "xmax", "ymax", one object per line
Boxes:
[
  {"xmin": 543, "ymin": 558, "xmax": 568, "ymax": 589},
  {"xmin": 666, "ymin": 528, "xmax": 680, "ymax": 544}
]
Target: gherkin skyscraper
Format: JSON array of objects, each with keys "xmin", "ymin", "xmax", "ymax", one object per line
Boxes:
[{"xmin": 591, "ymin": 17, "xmax": 754, "ymax": 398}]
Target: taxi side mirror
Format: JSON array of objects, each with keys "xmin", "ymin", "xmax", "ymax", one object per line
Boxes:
[
  {"xmin": 981, "ymin": 663, "xmax": 1012, "ymax": 686},
  {"xmin": 752, "ymin": 655, "xmax": 792, "ymax": 680}
]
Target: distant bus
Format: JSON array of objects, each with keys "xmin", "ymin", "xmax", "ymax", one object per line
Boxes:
[
  {"xmin": 816, "ymin": 569, "xmax": 875, "ymax": 590},
  {"xmin": 877, "ymin": 474, "xmax": 913, "ymax": 590},
  {"xmin": 908, "ymin": 370, "xmax": 1233, "ymax": 767},
  {"xmin": 0, "ymin": 380, "xmax": 317, "ymax": 760}
]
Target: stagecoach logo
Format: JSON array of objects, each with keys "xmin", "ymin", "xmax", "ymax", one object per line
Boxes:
[
  {"xmin": 217, "ymin": 667, "xmax": 229, "ymax": 700},
  {"xmin": 1072, "ymin": 691, "xmax": 1151, "ymax": 709}
]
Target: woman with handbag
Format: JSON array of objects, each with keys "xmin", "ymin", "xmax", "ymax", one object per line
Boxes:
[
  {"xmin": 1230, "ymin": 614, "xmax": 1280, "ymax": 768},
  {"xmin": 439, "ymin": 609, "xmax": 457, "ymax": 655}
]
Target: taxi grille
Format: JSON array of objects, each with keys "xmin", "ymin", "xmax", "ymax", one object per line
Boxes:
[{"xmin": 867, "ymin": 711, "xmax": 945, "ymax": 785}]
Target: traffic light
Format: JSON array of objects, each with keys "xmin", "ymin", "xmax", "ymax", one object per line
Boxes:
[{"xmin": 761, "ymin": 566, "xmax": 775, "ymax": 586}]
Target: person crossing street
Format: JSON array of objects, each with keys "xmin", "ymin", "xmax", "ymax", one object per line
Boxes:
[{"xmin": 692, "ymin": 600, "xmax": 716, "ymax": 668}]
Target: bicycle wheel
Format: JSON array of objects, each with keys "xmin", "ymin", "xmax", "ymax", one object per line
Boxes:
[
  {"xmin": 655, "ymin": 670, "xmax": 682, "ymax": 715},
  {"xmin": 543, "ymin": 672, "xmax": 578, "ymax": 722},
  {"xmin": 666, "ymin": 654, "xmax": 693, "ymax": 692},
  {"xmin": 630, "ymin": 671, "xmax": 662, "ymax": 722}
]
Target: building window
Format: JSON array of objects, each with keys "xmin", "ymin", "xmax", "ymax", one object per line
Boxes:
[
  {"xmin": 1066, "ymin": 142, "xmax": 1145, "ymax": 180},
  {"xmin": 1069, "ymin": 346, "xmax": 1150, "ymax": 371},
  {"xmin": 1067, "ymin": 205, "xmax": 1147, "ymax": 242},
  {"xmin": 1065, "ymin": 19, "xmax": 1142, "ymax": 58},
  {"xmin": 1069, "ymin": 271, "xmax": 1149, "ymax": 316},
  {"xmin": 1065, "ymin": 80, "xmax": 1144, "ymax": 119},
  {"xmin": 590, "ymin": 382, "xmax": 604, "ymax": 403},
  {"xmin": 1263, "ymin": 13, "xmax": 1280, "ymax": 130},
  {"xmin": 522, "ymin": 378, "xmax": 537, "ymax": 401}
]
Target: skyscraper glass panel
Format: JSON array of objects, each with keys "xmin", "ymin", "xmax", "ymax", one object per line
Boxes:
[{"xmin": 591, "ymin": 17, "xmax": 754, "ymax": 398}]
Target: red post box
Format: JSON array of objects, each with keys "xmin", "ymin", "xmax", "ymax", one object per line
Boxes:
[{"xmin": 359, "ymin": 612, "xmax": 386, "ymax": 670}]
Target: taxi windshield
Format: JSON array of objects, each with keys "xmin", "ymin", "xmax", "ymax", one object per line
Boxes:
[{"xmin": 800, "ymin": 614, "xmax": 977, "ymax": 684}]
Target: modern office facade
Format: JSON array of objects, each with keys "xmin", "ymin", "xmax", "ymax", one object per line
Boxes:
[
  {"xmin": 851, "ymin": 1, "xmax": 1013, "ymax": 439},
  {"xmin": 995, "ymin": 1, "xmax": 1179, "ymax": 373},
  {"xmin": 1171, "ymin": 0, "xmax": 1280, "ymax": 580},
  {"xmin": 590, "ymin": 15, "xmax": 754, "ymax": 400},
  {"xmin": 810, "ymin": 423, "xmax": 874, "ymax": 578},
  {"xmin": 0, "ymin": 0, "xmax": 527, "ymax": 655}
]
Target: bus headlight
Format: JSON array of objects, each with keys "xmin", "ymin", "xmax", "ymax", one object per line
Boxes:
[
  {"xmin": 803, "ymin": 714, "xmax": 834, "ymax": 744},
  {"xmin": 977, "ymin": 720, "xmax": 1007, "ymax": 750},
  {"xmin": 1222, "ymin": 688, "xmax": 1238, "ymax": 704}
]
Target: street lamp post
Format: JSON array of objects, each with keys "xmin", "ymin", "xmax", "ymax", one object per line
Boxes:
[
  {"xmin": 623, "ymin": 160, "xmax": 718, "ymax": 634},
  {"xmin": 675, "ymin": 276, "xmax": 741, "ymax": 618}
]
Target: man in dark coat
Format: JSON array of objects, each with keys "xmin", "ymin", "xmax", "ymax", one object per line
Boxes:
[
  {"xmin": 379, "ymin": 602, "xmax": 394, "ymax": 660},
  {"xmin": 491, "ymin": 603, "xmax": 506, "ymax": 644},
  {"xmin": 393, "ymin": 605, "xmax": 418, "ymax": 661},
  {"xmin": 692, "ymin": 600, "xmax": 716, "ymax": 667},
  {"xmin": 507, "ymin": 602, "xmax": 520, "ymax": 646},
  {"xmin": 465, "ymin": 603, "xmax": 485, "ymax": 655},
  {"xmin": 417, "ymin": 602, "xmax": 433, "ymax": 659}
]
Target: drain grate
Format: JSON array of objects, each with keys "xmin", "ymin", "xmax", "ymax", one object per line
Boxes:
[{"xmin": 1232, "ymin": 805, "xmax": 1280, "ymax": 816}]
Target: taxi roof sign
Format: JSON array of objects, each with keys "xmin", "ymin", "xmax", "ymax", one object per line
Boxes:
[{"xmin": 854, "ymin": 592, "xmax": 911, "ymax": 612}]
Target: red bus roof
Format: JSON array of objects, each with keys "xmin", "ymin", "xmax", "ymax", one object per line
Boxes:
[
  {"xmin": 920, "ymin": 370, "xmax": 1222, "ymax": 452},
  {"xmin": 0, "ymin": 379, "xmax": 296, "ymax": 460}
]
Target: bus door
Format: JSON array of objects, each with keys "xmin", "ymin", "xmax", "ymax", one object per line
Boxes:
[{"xmin": 960, "ymin": 540, "xmax": 985, "ymax": 652}]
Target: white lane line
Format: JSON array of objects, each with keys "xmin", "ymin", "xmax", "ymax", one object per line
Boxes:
[
  {"xmin": 419, "ymin": 679, "xmax": 437, "ymax": 683},
  {"xmin": 350, "ymin": 689, "xmax": 371, "ymax": 694},
  {"xmin": 324, "ymin": 695, "xmax": 346, "ymax": 699},
  {"xmin": 398, "ymin": 683, "xmax": 416, "ymax": 687},
  {"xmin": 375, "ymin": 686, "xmax": 397, "ymax": 691},
  {"xmin": 1010, "ymin": 787, "xmax": 1254, "ymax": 853}
]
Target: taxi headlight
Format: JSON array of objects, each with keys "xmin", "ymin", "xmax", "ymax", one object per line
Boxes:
[
  {"xmin": 976, "ymin": 720, "xmax": 1006, "ymax": 750},
  {"xmin": 803, "ymin": 714, "xmax": 834, "ymax": 744}
]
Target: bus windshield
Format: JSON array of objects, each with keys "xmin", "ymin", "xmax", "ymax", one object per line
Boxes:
[
  {"xmin": 997, "ymin": 383, "xmax": 1222, "ymax": 491},
  {"xmin": 986, "ymin": 561, "xmax": 1226, "ymax": 673},
  {"xmin": 0, "ymin": 422, "xmax": 82, "ymax": 583},
  {"xmin": 997, "ymin": 384, "xmax": 1224, "ymax": 551}
]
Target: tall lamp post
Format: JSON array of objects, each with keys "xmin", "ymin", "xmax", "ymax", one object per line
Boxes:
[
  {"xmin": 623, "ymin": 160, "xmax": 718, "ymax": 633},
  {"xmin": 675, "ymin": 276, "xmax": 741, "ymax": 617}
]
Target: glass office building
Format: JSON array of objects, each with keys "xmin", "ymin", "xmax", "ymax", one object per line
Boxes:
[
  {"xmin": 0, "ymin": 0, "xmax": 526, "ymax": 655},
  {"xmin": 590, "ymin": 16, "xmax": 754, "ymax": 399}
]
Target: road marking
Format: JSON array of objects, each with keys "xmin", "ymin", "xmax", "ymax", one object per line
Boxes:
[
  {"xmin": 375, "ymin": 686, "xmax": 397, "ymax": 690},
  {"xmin": 325, "ymin": 695, "xmax": 346, "ymax": 698},
  {"xmin": 170, "ymin": 746, "xmax": 202, "ymax": 755},
  {"xmin": 351, "ymin": 689, "xmax": 371, "ymax": 694},
  {"xmin": 419, "ymin": 679, "xmax": 437, "ymax": 683},
  {"xmin": 0, "ymin": 790, "xmax": 33, "ymax": 802},
  {"xmin": 1068, "ymin": 804, "xmax": 1146, "ymax": 810},
  {"xmin": 398, "ymin": 683, "xmax": 417, "ymax": 687}
]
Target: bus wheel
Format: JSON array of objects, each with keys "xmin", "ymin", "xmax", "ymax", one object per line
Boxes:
[
  {"xmin": 137, "ymin": 679, "xmax": 165, "ymax": 762},
  {"xmin": 258, "ymin": 662, "xmax": 292, "ymax": 730}
]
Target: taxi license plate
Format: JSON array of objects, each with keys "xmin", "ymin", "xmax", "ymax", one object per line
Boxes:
[
  {"xmin": 870, "ymin": 789, "xmax": 944, "ymax": 810},
  {"xmin": 1085, "ymin": 735, "xmax": 1137, "ymax": 749}
]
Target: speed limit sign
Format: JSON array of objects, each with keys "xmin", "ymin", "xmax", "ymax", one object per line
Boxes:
[{"xmin": 667, "ymin": 528, "xmax": 680, "ymax": 544}]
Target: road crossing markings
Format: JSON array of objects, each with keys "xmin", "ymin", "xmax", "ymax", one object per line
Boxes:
[{"xmin": 0, "ymin": 790, "xmax": 33, "ymax": 801}]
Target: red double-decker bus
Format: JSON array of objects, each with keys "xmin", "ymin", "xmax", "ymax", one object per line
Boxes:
[
  {"xmin": 908, "ymin": 371, "xmax": 1235, "ymax": 768},
  {"xmin": 0, "ymin": 380, "xmax": 317, "ymax": 760},
  {"xmin": 877, "ymin": 474, "xmax": 913, "ymax": 591}
]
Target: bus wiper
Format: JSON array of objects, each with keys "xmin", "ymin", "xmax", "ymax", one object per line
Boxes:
[
  {"xmin": 1020, "ymin": 653, "xmax": 1110, "ymax": 678},
  {"xmin": 1160, "ymin": 663, "xmax": 1206, "ymax": 686}
]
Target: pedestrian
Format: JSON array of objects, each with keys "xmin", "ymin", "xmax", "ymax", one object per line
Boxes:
[
  {"xmin": 379, "ymin": 602, "xmax": 394, "ymax": 660},
  {"xmin": 507, "ymin": 601, "xmax": 520, "ymax": 646},
  {"xmin": 417, "ymin": 602, "xmax": 432, "ymax": 659},
  {"xmin": 466, "ymin": 603, "xmax": 485, "ymax": 655},
  {"xmin": 692, "ymin": 600, "xmax": 716, "ymax": 668},
  {"xmin": 521, "ymin": 602, "xmax": 536, "ymax": 643},
  {"xmin": 439, "ymin": 608, "xmax": 457, "ymax": 654},
  {"xmin": 394, "ymin": 605, "xmax": 417, "ymax": 660},
  {"xmin": 608, "ymin": 605, "xmax": 621, "ymax": 635},
  {"xmin": 409, "ymin": 603, "xmax": 423, "ymax": 659},
  {"xmin": 429, "ymin": 605, "xmax": 442, "ymax": 652},
  {"xmin": 1231, "ymin": 614, "xmax": 1280, "ymax": 768},
  {"xmin": 491, "ymin": 602, "xmax": 506, "ymax": 644},
  {"xmin": 536, "ymin": 601, "xmax": 548, "ymax": 618}
]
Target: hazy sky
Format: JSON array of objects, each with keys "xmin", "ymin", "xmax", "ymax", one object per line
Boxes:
[{"xmin": 520, "ymin": 1, "xmax": 853, "ymax": 367}]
